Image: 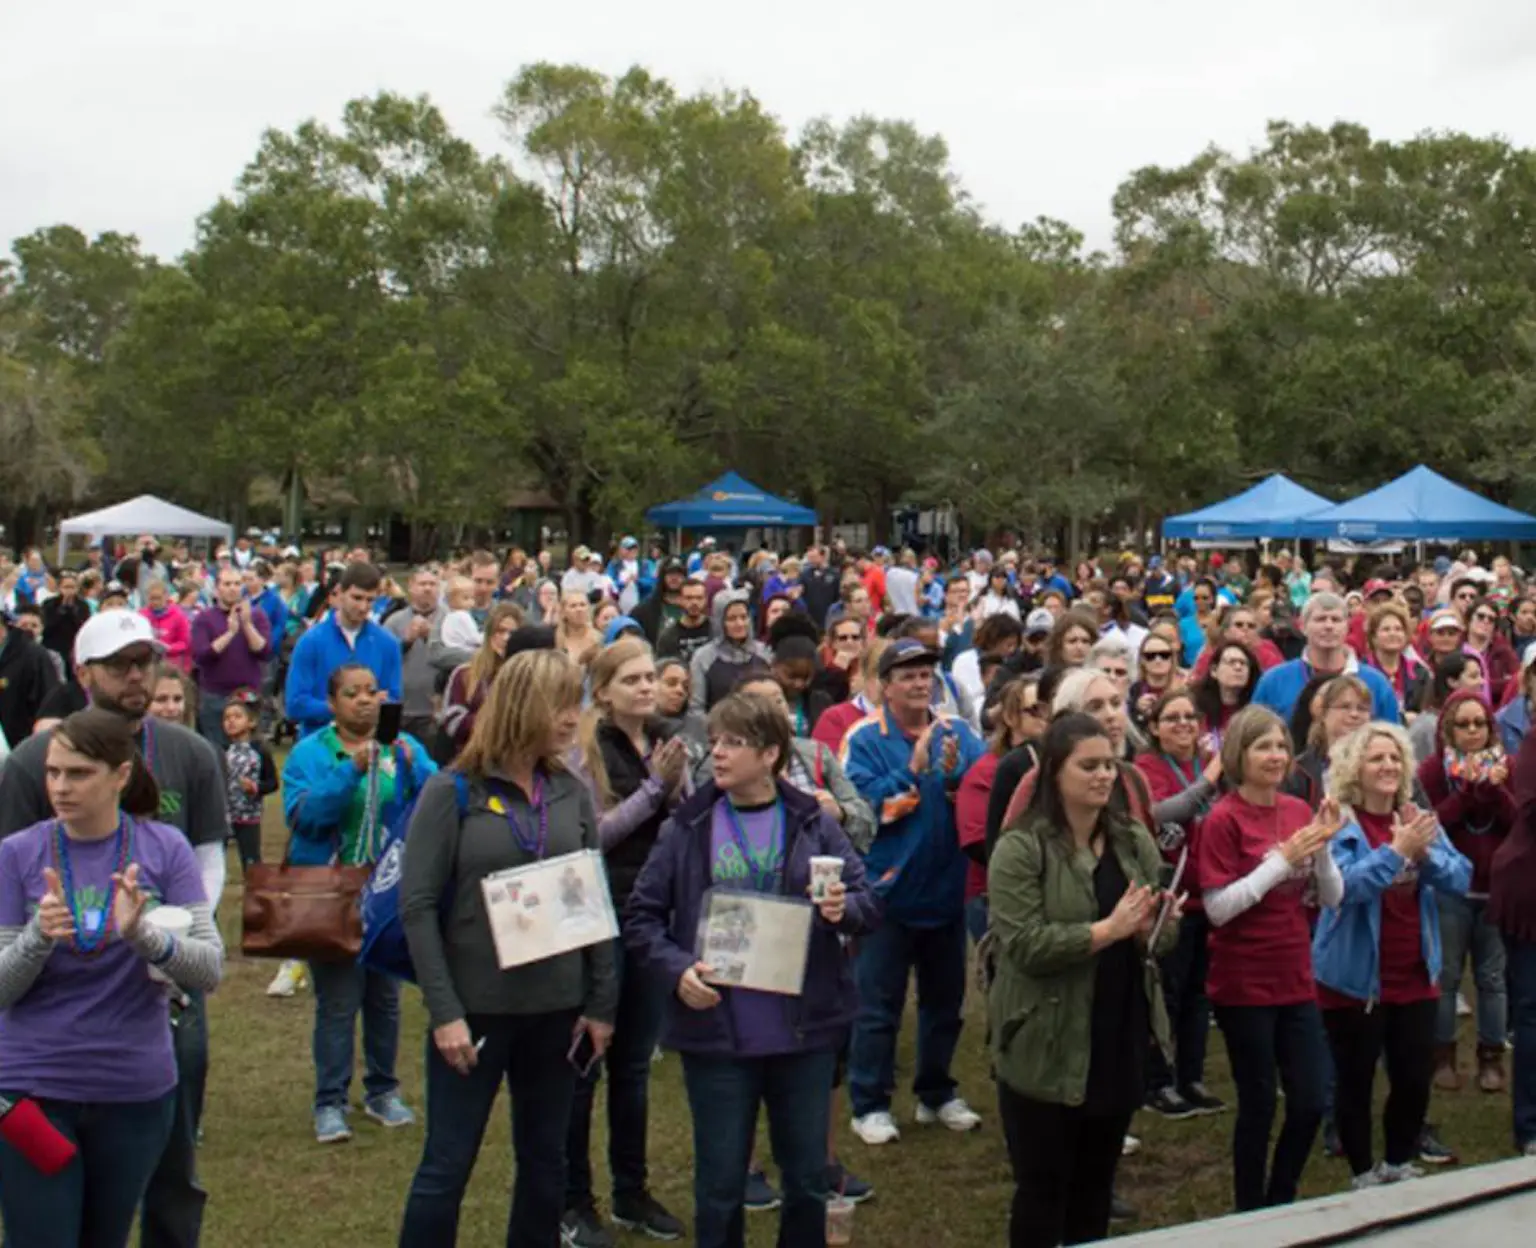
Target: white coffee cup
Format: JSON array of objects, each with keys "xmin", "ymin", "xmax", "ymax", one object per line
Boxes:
[
  {"xmin": 809, "ymin": 856, "xmax": 844, "ymax": 903},
  {"xmin": 144, "ymin": 905, "xmax": 192, "ymax": 984}
]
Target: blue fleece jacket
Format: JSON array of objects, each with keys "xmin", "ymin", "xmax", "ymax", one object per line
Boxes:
[
  {"xmin": 282, "ymin": 730, "xmax": 437, "ymax": 866},
  {"xmin": 285, "ymin": 612, "xmax": 404, "ymax": 737},
  {"xmin": 1252, "ymin": 656, "xmax": 1400, "ymax": 724},
  {"xmin": 1312, "ymin": 814, "xmax": 1470, "ymax": 1003},
  {"xmin": 841, "ymin": 708, "xmax": 985, "ymax": 927}
]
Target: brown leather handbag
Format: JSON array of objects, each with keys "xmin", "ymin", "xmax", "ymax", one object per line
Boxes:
[{"xmin": 241, "ymin": 857, "xmax": 372, "ymax": 963}]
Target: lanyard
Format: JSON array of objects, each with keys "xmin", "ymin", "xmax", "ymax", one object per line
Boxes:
[
  {"xmin": 53, "ymin": 814, "xmax": 133, "ymax": 955},
  {"xmin": 721, "ymin": 797, "xmax": 783, "ymax": 892},
  {"xmin": 488, "ymin": 774, "xmax": 549, "ymax": 860},
  {"xmin": 1161, "ymin": 753, "xmax": 1199, "ymax": 790}
]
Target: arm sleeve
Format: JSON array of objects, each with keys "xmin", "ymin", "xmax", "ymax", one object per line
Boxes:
[
  {"xmin": 822, "ymin": 749, "xmax": 875, "ymax": 855},
  {"xmin": 256, "ymin": 745, "xmax": 280, "ymax": 797},
  {"xmin": 0, "ymin": 918, "xmax": 58, "ymax": 1008},
  {"xmin": 688, "ymin": 649, "xmax": 709, "ymax": 717},
  {"xmin": 400, "ymin": 775, "xmax": 467, "ymax": 1027},
  {"xmin": 1313, "ymin": 844, "xmax": 1344, "ymax": 909},
  {"xmin": 1150, "ymin": 777, "xmax": 1216, "ymax": 826},
  {"xmin": 1419, "ymin": 831, "xmax": 1473, "ymax": 897},
  {"xmin": 185, "ymin": 732, "xmax": 233, "ymax": 848},
  {"xmin": 193, "ymin": 843, "xmax": 226, "ymax": 915},
  {"xmin": 282, "ymin": 746, "xmax": 361, "ymax": 840},
  {"xmin": 189, "ymin": 614, "xmax": 216, "ymax": 668},
  {"xmin": 841, "ymin": 727, "xmax": 921, "ymax": 828},
  {"xmin": 1203, "ymin": 852, "xmax": 1294, "ymax": 928},
  {"xmin": 283, "ymin": 633, "xmax": 331, "ymax": 727},
  {"xmin": 622, "ymin": 818, "xmax": 695, "ymax": 991},
  {"xmin": 125, "ymin": 902, "xmax": 223, "ymax": 993},
  {"xmin": 0, "ymin": 752, "xmax": 50, "ymax": 839},
  {"xmin": 596, "ymin": 779, "xmax": 668, "ymax": 852}
]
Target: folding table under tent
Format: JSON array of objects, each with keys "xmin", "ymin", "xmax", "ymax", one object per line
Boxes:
[
  {"xmin": 56, "ymin": 495, "xmax": 234, "ymax": 562},
  {"xmin": 645, "ymin": 472, "xmax": 817, "ymax": 545},
  {"xmin": 1292, "ymin": 465, "xmax": 1536, "ymax": 542},
  {"xmin": 1162, "ymin": 474, "xmax": 1335, "ymax": 541}
]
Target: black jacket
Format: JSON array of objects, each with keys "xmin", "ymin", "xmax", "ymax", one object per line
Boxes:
[
  {"xmin": 801, "ymin": 566, "xmax": 842, "ymax": 630},
  {"xmin": 631, "ymin": 586, "xmax": 677, "ymax": 646},
  {"xmin": 40, "ymin": 597, "xmax": 91, "ymax": 665},
  {"xmin": 0, "ymin": 629, "xmax": 61, "ymax": 747},
  {"xmin": 597, "ymin": 717, "xmax": 680, "ymax": 904}
]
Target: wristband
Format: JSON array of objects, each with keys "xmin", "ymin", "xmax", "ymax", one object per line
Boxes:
[{"xmin": 150, "ymin": 933, "xmax": 179, "ymax": 967}]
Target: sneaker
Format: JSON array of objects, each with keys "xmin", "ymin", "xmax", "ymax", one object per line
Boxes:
[
  {"xmin": 612, "ymin": 1191, "xmax": 683, "ymax": 1240},
  {"xmin": 1350, "ymin": 1166, "xmax": 1385, "ymax": 1191},
  {"xmin": 743, "ymin": 1169, "xmax": 781, "ymax": 1212},
  {"xmin": 851, "ymin": 1111, "xmax": 901, "ymax": 1146},
  {"xmin": 1457, "ymin": 992, "xmax": 1473, "ymax": 1018},
  {"xmin": 561, "ymin": 1202, "xmax": 616, "ymax": 1248},
  {"xmin": 314, "ymin": 1106, "xmax": 352, "ymax": 1144},
  {"xmin": 1146, "ymin": 1086, "xmax": 1200, "ymax": 1120},
  {"xmin": 1417, "ymin": 1124, "xmax": 1457, "ymax": 1166},
  {"xmin": 914, "ymin": 1097, "xmax": 981, "ymax": 1132},
  {"xmin": 1522, "ymin": 1140, "xmax": 1536, "ymax": 1157},
  {"xmin": 1110, "ymin": 1191, "xmax": 1137, "ymax": 1222},
  {"xmin": 1380, "ymin": 1161, "xmax": 1426, "ymax": 1183},
  {"xmin": 363, "ymin": 1093, "xmax": 415, "ymax": 1129},
  {"xmin": 1121, "ymin": 1133, "xmax": 1142, "ymax": 1157},
  {"xmin": 1179, "ymin": 1083, "xmax": 1228, "ymax": 1115},
  {"xmin": 266, "ymin": 959, "xmax": 306, "ymax": 997},
  {"xmin": 826, "ymin": 1161, "xmax": 874, "ymax": 1204}
]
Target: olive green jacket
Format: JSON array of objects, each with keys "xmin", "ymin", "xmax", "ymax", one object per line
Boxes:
[{"xmin": 987, "ymin": 813, "xmax": 1176, "ymax": 1106}]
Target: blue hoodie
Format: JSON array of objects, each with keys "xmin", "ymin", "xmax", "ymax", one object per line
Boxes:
[
  {"xmin": 1311, "ymin": 813, "xmax": 1471, "ymax": 1004},
  {"xmin": 285, "ymin": 612, "xmax": 404, "ymax": 737},
  {"xmin": 282, "ymin": 730, "xmax": 437, "ymax": 866},
  {"xmin": 841, "ymin": 707, "xmax": 985, "ymax": 926}
]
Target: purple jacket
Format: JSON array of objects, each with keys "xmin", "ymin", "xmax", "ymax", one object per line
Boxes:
[
  {"xmin": 190, "ymin": 604, "xmax": 272, "ymax": 694},
  {"xmin": 624, "ymin": 779, "xmax": 880, "ymax": 1057}
]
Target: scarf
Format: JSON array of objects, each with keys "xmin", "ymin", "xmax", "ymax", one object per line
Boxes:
[{"xmin": 1443, "ymin": 743, "xmax": 1505, "ymax": 786}]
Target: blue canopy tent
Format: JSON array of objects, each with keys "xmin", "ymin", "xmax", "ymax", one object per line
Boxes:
[
  {"xmin": 1162, "ymin": 474, "xmax": 1335, "ymax": 540},
  {"xmin": 645, "ymin": 472, "xmax": 817, "ymax": 537},
  {"xmin": 1293, "ymin": 465, "xmax": 1536, "ymax": 541}
]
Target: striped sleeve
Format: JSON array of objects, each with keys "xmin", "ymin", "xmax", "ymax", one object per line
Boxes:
[
  {"xmin": 126, "ymin": 902, "xmax": 224, "ymax": 993},
  {"xmin": 0, "ymin": 917, "xmax": 57, "ymax": 1008}
]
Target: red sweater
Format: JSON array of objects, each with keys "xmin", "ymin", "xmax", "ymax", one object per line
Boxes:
[
  {"xmin": 1418, "ymin": 753, "xmax": 1514, "ymax": 897},
  {"xmin": 956, "ymin": 751, "xmax": 1000, "ymax": 902}
]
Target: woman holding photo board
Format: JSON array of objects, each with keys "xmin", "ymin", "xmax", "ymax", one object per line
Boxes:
[
  {"xmin": 397, "ymin": 649, "xmax": 618, "ymax": 1248},
  {"xmin": 626, "ymin": 691, "xmax": 880, "ymax": 1248}
]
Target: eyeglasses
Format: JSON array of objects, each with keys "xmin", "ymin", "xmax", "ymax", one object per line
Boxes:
[
  {"xmin": 1099, "ymin": 666, "xmax": 1128, "ymax": 680},
  {"xmin": 1142, "ymin": 651, "xmax": 1173, "ymax": 663},
  {"xmin": 1228, "ymin": 619, "xmax": 1257, "ymax": 630},
  {"xmin": 1159, "ymin": 713, "xmax": 1200, "ymax": 725},
  {"xmin": 94, "ymin": 651, "xmax": 155, "ymax": 677},
  {"xmin": 1473, "ymin": 612, "xmax": 1497, "ymax": 624},
  {"xmin": 709, "ymin": 734, "xmax": 752, "ymax": 752},
  {"xmin": 1452, "ymin": 717, "xmax": 1490, "ymax": 731}
]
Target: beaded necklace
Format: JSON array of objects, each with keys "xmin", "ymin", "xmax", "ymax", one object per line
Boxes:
[{"xmin": 52, "ymin": 814, "xmax": 134, "ymax": 957}]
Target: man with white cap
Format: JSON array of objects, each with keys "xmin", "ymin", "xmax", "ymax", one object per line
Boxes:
[{"xmin": 0, "ymin": 609, "xmax": 229, "ymax": 1248}]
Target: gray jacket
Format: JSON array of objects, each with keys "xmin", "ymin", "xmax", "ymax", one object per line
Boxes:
[
  {"xmin": 384, "ymin": 602, "xmax": 447, "ymax": 721},
  {"xmin": 687, "ymin": 589, "xmax": 771, "ymax": 715},
  {"xmin": 400, "ymin": 768, "xmax": 618, "ymax": 1028}
]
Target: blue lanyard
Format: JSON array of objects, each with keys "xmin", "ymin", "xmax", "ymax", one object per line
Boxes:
[
  {"xmin": 487, "ymin": 774, "xmax": 548, "ymax": 860},
  {"xmin": 721, "ymin": 798, "xmax": 783, "ymax": 892},
  {"xmin": 1161, "ymin": 753, "xmax": 1199, "ymax": 790}
]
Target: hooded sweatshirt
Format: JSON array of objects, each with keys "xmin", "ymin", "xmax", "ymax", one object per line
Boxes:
[{"xmin": 686, "ymin": 589, "xmax": 770, "ymax": 715}]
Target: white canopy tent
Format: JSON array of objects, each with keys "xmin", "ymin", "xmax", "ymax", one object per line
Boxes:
[{"xmin": 56, "ymin": 495, "xmax": 233, "ymax": 562}]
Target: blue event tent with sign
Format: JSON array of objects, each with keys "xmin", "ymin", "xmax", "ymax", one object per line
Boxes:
[
  {"xmin": 645, "ymin": 472, "xmax": 817, "ymax": 529},
  {"xmin": 1162, "ymin": 474, "xmax": 1335, "ymax": 540},
  {"xmin": 1293, "ymin": 465, "xmax": 1536, "ymax": 541}
]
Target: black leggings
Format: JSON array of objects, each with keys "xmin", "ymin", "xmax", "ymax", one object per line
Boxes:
[
  {"xmin": 996, "ymin": 1081, "xmax": 1131, "ymax": 1247},
  {"xmin": 231, "ymin": 822, "xmax": 263, "ymax": 872},
  {"xmin": 1323, "ymin": 998, "xmax": 1436, "ymax": 1176}
]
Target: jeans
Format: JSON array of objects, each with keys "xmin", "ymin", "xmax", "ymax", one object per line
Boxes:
[
  {"xmin": 964, "ymin": 896, "xmax": 989, "ymax": 946},
  {"xmin": 1216, "ymin": 1002, "xmax": 1328, "ymax": 1211},
  {"xmin": 1149, "ymin": 910, "xmax": 1210, "ymax": 1092},
  {"xmin": 309, "ymin": 958, "xmax": 401, "ymax": 1111},
  {"xmin": 681, "ymin": 1049, "xmax": 835, "ymax": 1248},
  {"xmin": 1437, "ymin": 893, "xmax": 1507, "ymax": 1047},
  {"xmin": 400, "ymin": 1010, "xmax": 579, "ymax": 1248},
  {"xmin": 848, "ymin": 916, "xmax": 966, "ymax": 1117},
  {"xmin": 1323, "ymin": 998, "xmax": 1436, "ymax": 1176},
  {"xmin": 140, "ymin": 990, "xmax": 209, "ymax": 1248},
  {"xmin": 996, "ymin": 1082, "xmax": 1130, "ymax": 1247},
  {"xmin": 0, "ymin": 1092, "xmax": 175, "ymax": 1248},
  {"xmin": 196, "ymin": 691, "xmax": 228, "ymax": 750},
  {"xmin": 565, "ymin": 941, "xmax": 665, "ymax": 1209},
  {"xmin": 1505, "ymin": 938, "xmax": 1536, "ymax": 1150}
]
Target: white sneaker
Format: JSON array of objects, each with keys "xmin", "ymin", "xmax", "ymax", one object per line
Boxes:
[
  {"xmin": 266, "ymin": 959, "xmax": 306, "ymax": 998},
  {"xmin": 851, "ymin": 1111, "xmax": 901, "ymax": 1146},
  {"xmin": 1351, "ymin": 1166, "xmax": 1385, "ymax": 1191},
  {"xmin": 1121, "ymin": 1134, "xmax": 1142, "ymax": 1157},
  {"xmin": 1457, "ymin": 993, "xmax": 1473, "ymax": 1018},
  {"xmin": 1379, "ymin": 1161, "xmax": 1425, "ymax": 1183},
  {"xmin": 915, "ymin": 1098, "xmax": 982, "ymax": 1132}
]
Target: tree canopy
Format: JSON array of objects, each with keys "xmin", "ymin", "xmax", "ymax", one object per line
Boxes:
[{"xmin": 5, "ymin": 70, "xmax": 1536, "ymax": 552}]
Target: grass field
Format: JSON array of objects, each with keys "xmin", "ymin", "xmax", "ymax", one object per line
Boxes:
[{"xmin": 197, "ymin": 810, "xmax": 1524, "ymax": 1246}]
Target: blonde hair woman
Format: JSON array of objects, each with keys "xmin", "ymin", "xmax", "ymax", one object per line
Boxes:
[
  {"xmin": 564, "ymin": 637, "xmax": 687, "ymax": 1241},
  {"xmin": 556, "ymin": 589, "xmax": 600, "ymax": 667},
  {"xmin": 399, "ymin": 649, "xmax": 618, "ymax": 1247},
  {"xmin": 439, "ymin": 603, "xmax": 523, "ymax": 758},
  {"xmin": 1312, "ymin": 723, "xmax": 1470, "ymax": 1189}
]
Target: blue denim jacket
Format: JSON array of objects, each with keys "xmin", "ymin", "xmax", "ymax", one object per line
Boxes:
[
  {"xmin": 623, "ymin": 779, "xmax": 881, "ymax": 1057},
  {"xmin": 1312, "ymin": 815, "xmax": 1472, "ymax": 1003}
]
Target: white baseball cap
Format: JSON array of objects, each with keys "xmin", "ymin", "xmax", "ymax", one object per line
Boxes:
[{"xmin": 74, "ymin": 610, "xmax": 166, "ymax": 666}]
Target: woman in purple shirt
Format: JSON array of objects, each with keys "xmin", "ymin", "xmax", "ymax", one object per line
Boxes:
[
  {"xmin": 626, "ymin": 691, "xmax": 880, "ymax": 1248},
  {"xmin": 0, "ymin": 709, "xmax": 223, "ymax": 1248}
]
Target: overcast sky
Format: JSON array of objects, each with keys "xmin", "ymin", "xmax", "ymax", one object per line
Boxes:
[{"xmin": 6, "ymin": 0, "xmax": 1536, "ymax": 262}]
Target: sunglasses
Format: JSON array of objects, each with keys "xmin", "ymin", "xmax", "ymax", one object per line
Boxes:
[
  {"xmin": 832, "ymin": 631, "xmax": 862, "ymax": 643},
  {"xmin": 1452, "ymin": 717, "xmax": 1490, "ymax": 731},
  {"xmin": 1142, "ymin": 651, "xmax": 1173, "ymax": 662}
]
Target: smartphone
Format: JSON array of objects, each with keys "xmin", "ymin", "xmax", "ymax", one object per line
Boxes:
[
  {"xmin": 376, "ymin": 701, "xmax": 403, "ymax": 747},
  {"xmin": 568, "ymin": 1029, "xmax": 599, "ymax": 1077}
]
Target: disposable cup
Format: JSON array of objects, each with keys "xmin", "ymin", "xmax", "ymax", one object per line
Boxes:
[
  {"xmin": 826, "ymin": 1195, "xmax": 855, "ymax": 1245},
  {"xmin": 809, "ymin": 856, "xmax": 844, "ymax": 903}
]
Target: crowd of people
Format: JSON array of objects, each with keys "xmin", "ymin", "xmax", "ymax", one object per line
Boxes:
[{"xmin": 1, "ymin": 530, "xmax": 1536, "ymax": 1247}]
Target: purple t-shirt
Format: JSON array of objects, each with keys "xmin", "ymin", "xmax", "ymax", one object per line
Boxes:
[
  {"xmin": 0, "ymin": 817, "xmax": 206, "ymax": 1102},
  {"xmin": 709, "ymin": 799, "xmax": 798, "ymax": 1056},
  {"xmin": 190, "ymin": 604, "xmax": 272, "ymax": 695}
]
